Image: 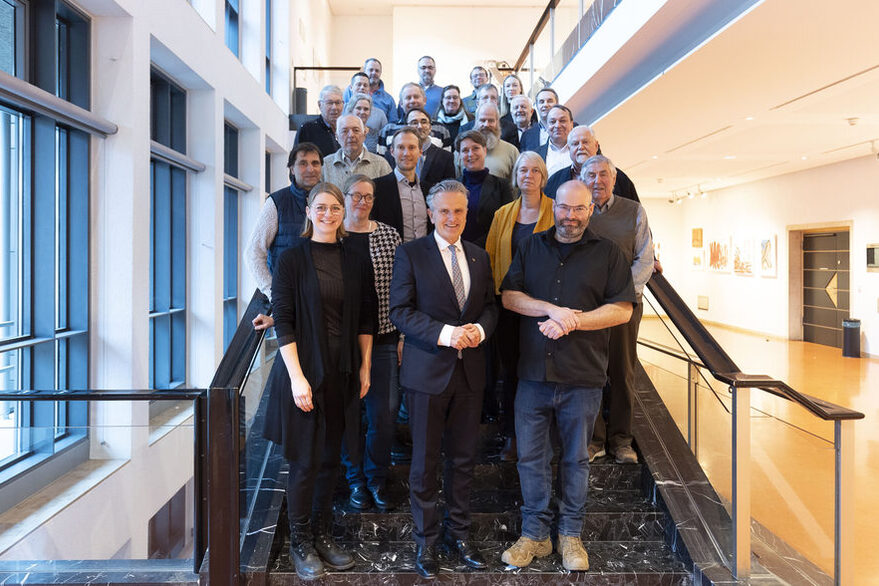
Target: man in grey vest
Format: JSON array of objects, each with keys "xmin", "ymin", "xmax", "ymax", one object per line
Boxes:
[{"xmin": 581, "ymin": 155, "xmax": 654, "ymax": 464}]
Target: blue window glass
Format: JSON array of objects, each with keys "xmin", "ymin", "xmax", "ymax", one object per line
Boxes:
[
  {"xmin": 265, "ymin": 0, "xmax": 271, "ymax": 94},
  {"xmin": 149, "ymin": 71, "xmax": 188, "ymax": 389},
  {"xmin": 0, "ymin": 1, "xmax": 89, "ymax": 481},
  {"xmin": 225, "ymin": 0, "xmax": 239, "ymax": 57},
  {"xmin": 0, "ymin": 0, "xmax": 22, "ymax": 76},
  {"xmin": 223, "ymin": 124, "xmax": 239, "ymax": 349}
]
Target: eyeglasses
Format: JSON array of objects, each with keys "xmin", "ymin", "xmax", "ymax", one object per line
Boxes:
[
  {"xmin": 313, "ymin": 204, "xmax": 344, "ymax": 216},
  {"xmin": 555, "ymin": 204, "xmax": 589, "ymax": 215},
  {"xmin": 347, "ymin": 192, "xmax": 374, "ymax": 203}
]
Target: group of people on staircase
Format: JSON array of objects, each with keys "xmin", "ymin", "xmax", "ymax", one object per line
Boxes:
[{"xmin": 245, "ymin": 54, "xmax": 656, "ymax": 580}]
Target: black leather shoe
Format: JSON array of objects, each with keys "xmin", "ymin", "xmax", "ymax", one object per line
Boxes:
[
  {"xmin": 349, "ymin": 485, "xmax": 372, "ymax": 510},
  {"xmin": 415, "ymin": 544, "xmax": 439, "ymax": 578},
  {"xmin": 369, "ymin": 485, "xmax": 393, "ymax": 510},
  {"xmin": 314, "ymin": 532, "xmax": 355, "ymax": 570},
  {"xmin": 444, "ymin": 536, "xmax": 487, "ymax": 569},
  {"xmin": 289, "ymin": 521, "xmax": 325, "ymax": 581}
]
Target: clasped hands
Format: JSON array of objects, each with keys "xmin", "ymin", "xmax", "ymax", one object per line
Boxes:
[
  {"xmin": 450, "ymin": 324, "xmax": 482, "ymax": 350},
  {"xmin": 538, "ymin": 306, "xmax": 581, "ymax": 340}
]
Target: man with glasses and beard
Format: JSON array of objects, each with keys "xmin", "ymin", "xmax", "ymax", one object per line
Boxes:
[
  {"xmin": 472, "ymin": 103, "xmax": 519, "ymax": 183},
  {"xmin": 499, "ymin": 180, "xmax": 635, "ymax": 572}
]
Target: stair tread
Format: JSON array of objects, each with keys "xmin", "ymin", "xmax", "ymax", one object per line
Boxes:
[{"xmin": 271, "ymin": 539, "xmax": 690, "ymax": 577}]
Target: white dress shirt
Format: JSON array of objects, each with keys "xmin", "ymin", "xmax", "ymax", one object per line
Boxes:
[{"xmin": 433, "ymin": 231, "xmax": 486, "ymax": 348}]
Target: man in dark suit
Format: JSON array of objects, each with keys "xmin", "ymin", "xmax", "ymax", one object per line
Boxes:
[
  {"xmin": 400, "ymin": 107, "xmax": 456, "ymax": 195},
  {"xmin": 389, "ymin": 179, "xmax": 498, "ymax": 578},
  {"xmin": 372, "ymin": 128, "xmax": 430, "ymax": 242},
  {"xmin": 294, "ymin": 85, "xmax": 343, "ymax": 158},
  {"xmin": 519, "ymin": 87, "xmax": 559, "ymax": 152}
]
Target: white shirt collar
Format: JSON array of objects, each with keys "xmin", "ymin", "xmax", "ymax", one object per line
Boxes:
[{"xmin": 433, "ymin": 230, "xmax": 460, "ymax": 251}]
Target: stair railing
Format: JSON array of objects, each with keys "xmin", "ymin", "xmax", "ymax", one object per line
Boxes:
[{"xmin": 640, "ymin": 272, "xmax": 863, "ymax": 584}]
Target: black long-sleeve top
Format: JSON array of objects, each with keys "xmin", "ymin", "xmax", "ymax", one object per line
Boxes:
[{"xmin": 271, "ymin": 239, "xmax": 377, "ymax": 389}]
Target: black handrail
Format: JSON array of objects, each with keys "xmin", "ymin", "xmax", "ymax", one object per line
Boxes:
[
  {"xmin": 646, "ymin": 272, "xmax": 864, "ymax": 421},
  {"xmin": 209, "ymin": 288, "xmax": 270, "ymax": 390}
]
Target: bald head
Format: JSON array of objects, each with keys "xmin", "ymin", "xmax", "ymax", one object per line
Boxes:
[{"xmin": 554, "ymin": 180, "xmax": 593, "ymax": 242}]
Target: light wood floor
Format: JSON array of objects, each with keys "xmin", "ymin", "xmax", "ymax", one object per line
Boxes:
[{"xmin": 638, "ymin": 316, "xmax": 878, "ymax": 584}]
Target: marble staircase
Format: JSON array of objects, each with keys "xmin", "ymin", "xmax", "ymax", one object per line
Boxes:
[{"xmin": 264, "ymin": 425, "xmax": 693, "ymax": 584}]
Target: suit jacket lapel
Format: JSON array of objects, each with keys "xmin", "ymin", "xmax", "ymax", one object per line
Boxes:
[
  {"xmin": 421, "ymin": 145, "xmax": 435, "ymax": 183},
  {"xmin": 460, "ymin": 241, "xmax": 481, "ymax": 315},
  {"xmin": 424, "ymin": 236, "xmax": 461, "ymax": 312}
]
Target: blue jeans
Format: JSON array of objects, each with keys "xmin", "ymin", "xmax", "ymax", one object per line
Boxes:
[
  {"xmin": 515, "ymin": 380, "xmax": 602, "ymax": 539},
  {"xmin": 343, "ymin": 342, "xmax": 401, "ymax": 489}
]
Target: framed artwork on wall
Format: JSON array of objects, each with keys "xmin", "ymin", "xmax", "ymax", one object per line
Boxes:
[
  {"xmin": 708, "ymin": 237, "xmax": 731, "ymax": 273},
  {"xmin": 733, "ymin": 237, "xmax": 756, "ymax": 276},
  {"xmin": 759, "ymin": 235, "xmax": 777, "ymax": 278},
  {"xmin": 692, "ymin": 228, "xmax": 703, "ymax": 248}
]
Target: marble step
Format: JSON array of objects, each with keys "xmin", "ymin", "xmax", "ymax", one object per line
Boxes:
[
  {"xmin": 332, "ymin": 510, "xmax": 669, "ymax": 543},
  {"xmin": 268, "ymin": 539, "xmax": 692, "ymax": 585},
  {"xmin": 379, "ymin": 457, "xmax": 645, "ymax": 491},
  {"xmin": 331, "ymin": 484, "xmax": 656, "ymax": 516}
]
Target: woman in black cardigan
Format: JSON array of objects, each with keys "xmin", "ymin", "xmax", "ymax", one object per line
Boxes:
[{"xmin": 262, "ymin": 182, "xmax": 376, "ymax": 580}]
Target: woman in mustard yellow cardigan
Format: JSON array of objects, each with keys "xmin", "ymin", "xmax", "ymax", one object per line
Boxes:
[{"xmin": 484, "ymin": 151, "xmax": 555, "ymax": 460}]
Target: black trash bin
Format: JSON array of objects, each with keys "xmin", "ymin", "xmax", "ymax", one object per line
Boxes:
[{"xmin": 842, "ymin": 319, "xmax": 861, "ymax": 358}]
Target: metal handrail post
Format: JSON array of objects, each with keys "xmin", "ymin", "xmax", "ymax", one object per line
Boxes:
[
  {"xmin": 834, "ymin": 419, "xmax": 854, "ymax": 585},
  {"xmin": 732, "ymin": 385, "xmax": 751, "ymax": 579},
  {"xmin": 529, "ymin": 43, "xmax": 535, "ymax": 95},
  {"xmin": 549, "ymin": 6, "xmax": 556, "ymax": 62},
  {"xmin": 687, "ymin": 362, "xmax": 698, "ymax": 455}
]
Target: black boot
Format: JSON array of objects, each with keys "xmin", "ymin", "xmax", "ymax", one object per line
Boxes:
[
  {"xmin": 289, "ymin": 518, "xmax": 325, "ymax": 580},
  {"xmin": 313, "ymin": 511, "xmax": 355, "ymax": 570}
]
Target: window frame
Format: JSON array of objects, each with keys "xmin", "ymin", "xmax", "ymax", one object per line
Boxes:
[
  {"xmin": 148, "ymin": 69, "xmax": 188, "ymax": 390},
  {"xmin": 0, "ymin": 0, "xmax": 90, "ymax": 490}
]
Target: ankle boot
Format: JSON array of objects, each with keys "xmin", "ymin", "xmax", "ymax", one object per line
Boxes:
[
  {"xmin": 289, "ymin": 518, "xmax": 325, "ymax": 580},
  {"xmin": 313, "ymin": 511, "xmax": 355, "ymax": 570}
]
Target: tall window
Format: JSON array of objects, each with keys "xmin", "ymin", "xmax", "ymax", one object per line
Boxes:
[
  {"xmin": 225, "ymin": 0, "xmax": 239, "ymax": 57},
  {"xmin": 0, "ymin": 0, "xmax": 23, "ymax": 76},
  {"xmin": 264, "ymin": 0, "xmax": 271, "ymax": 94},
  {"xmin": 223, "ymin": 124, "xmax": 239, "ymax": 349},
  {"xmin": 149, "ymin": 72, "xmax": 187, "ymax": 389},
  {"xmin": 0, "ymin": 2, "xmax": 89, "ymax": 478}
]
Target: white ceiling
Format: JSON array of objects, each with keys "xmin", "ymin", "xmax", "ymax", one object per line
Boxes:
[
  {"xmin": 329, "ymin": 0, "xmax": 546, "ymax": 16},
  {"xmin": 580, "ymin": 0, "xmax": 879, "ymax": 199}
]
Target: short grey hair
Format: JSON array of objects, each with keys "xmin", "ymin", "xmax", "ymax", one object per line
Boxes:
[
  {"xmin": 426, "ymin": 179, "xmax": 469, "ymax": 210},
  {"xmin": 400, "ymin": 82, "xmax": 425, "ymax": 100},
  {"xmin": 319, "ymin": 85, "xmax": 343, "ymax": 101},
  {"xmin": 344, "ymin": 93, "xmax": 373, "ymax": 115},
  {"xmin": 475, "ymin": 102, "xmax": 499, "ymax": 119},
  {"xmin": 581, "ymin": 154, "xmax": 617, "ymax": 178},
  {"xmin": 510, "ymin": 95, "xmax": 532, "ymax": 108},
  {"xmin": 336, "ymin": 113, "xmax": 365, "ymax": 133}
]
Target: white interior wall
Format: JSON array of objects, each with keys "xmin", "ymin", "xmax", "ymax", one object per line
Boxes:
[
  {"xmin": 289, "ymin": 0, "xmax": 334, "ymax": 113},
  {"xmin": 1, "ymin": 0, "xmax": 301, "ymax": 559},
  {"xmin": 2, "ymin": 422, "xmax": 194, "ymax": 559},
  {"xmin": 331, "ymin": 14, "xmax": 394, "ymax": 90},
  {"xmin": 390, "ymin": 6, "xmax": 545, "ymax": 103},
  {"xmin": 642, "ymin": 154, "xmax": 879, "ymax": 355}
]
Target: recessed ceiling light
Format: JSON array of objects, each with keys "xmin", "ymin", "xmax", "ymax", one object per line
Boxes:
[
  {"xmin": 723, "ymin": 155, "xmax": 736, "ymax": 160},
  {"xmin": 801, "ymin": 156, "xmax": 808, "ymax": 160},
  {"xmin": 745, "ymin": 116, "xmax": 754, "ymax": 121},
  {"xmin": 651, "ymin": 155, "xmax": 659, "ymax": 159}
]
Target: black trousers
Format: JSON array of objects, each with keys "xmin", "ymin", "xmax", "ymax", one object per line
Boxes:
[
  {"xmin": 407, "ymin": 361, "xmax": 483, "ymax": 546},
  {"xmin": 592, "ymin": 301, "xmax": 643, "ymax": 451},
  {"xmin": 496, "ymin": 306, "xmax": 521, "ymax": 438},
  {"xmin": 285, "ymin": 365, "xmax": 347, "ymax": 524}
]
